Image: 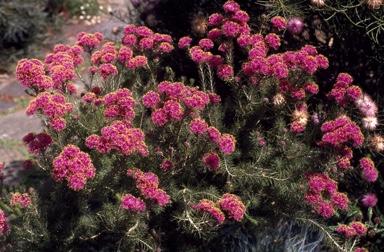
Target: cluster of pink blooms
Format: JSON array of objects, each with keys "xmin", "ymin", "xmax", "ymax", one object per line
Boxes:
[
  {"xmin": 16, "ymin": 59, "xmax": 52, "ymax": 92},
  {"xmin": 218, "ymin": 193, "xmax": 246, "ymax": 221},
  {"xmin": 121, "ymin": 194, "xmax": 146, "ymax": 213},
  {"xmin": 52, "ymin": 145, "xmax": 96, "ymax": 190},
  {"xmin": 22, "ymin": 132, "xmax": 53, "ymax": 155},
  {"xmin": 202, "ymin": 152, "xmax": 221, "ymax": 170},
  {"xmin": 81, "ymin": 87, "xmax": 104, "ymax": 105},
  {"xmin": 191, "ymin": 193, "xmax": 246, "ymax": 224},
  {"xmin": 177, "ymin": 1, "xmax": 251, "ymax": 80},
  {"xmin": 270, "ymin": 16, "xmax": 287, "ymax": 30},
  {"xmin": 142, "ymin": 81, "xmax": 220, "ymax": 126},
  {"xmin": 44, "ymin": 44, "xmax": 83, "ymax": 93},
  {"xmin": 0, "ymin": 209, "xmax": 9, "ymax": 235},
  {"xmin": 355, "ymin": 94, "xmax": 378, "ymax": 131},
  {"xmin": 10, "ymin": 192, "xmax": 31, "ymax": 208},
  {"xmin": 127, "ymin": 168, "xmax": 170, "ymax": 206},
  {"xmin": 319, "ymin": 115, "xmax": 364, "ymax": 170},
  {"xmin": 191, "ymin": 199, "xmax": 225, "ymax": 224},
  {"xmin": 26, "ymin": 92, "xmax": 74, "ymax": 131},
  {"xmin": 188, "ymin": 116, "xmax": 236, "ymax": 155},
  {"xmin": 86, "ymin": 120, "xmax": 148, "ymax": 156},
  {"xmin": 103, "ymin": 88, "xmax": 136, "ymax": 121},
  {"xmin": 320, "ymin": 115, "xmax": 364, "ymax": 148},
  {"xmin": 242, "ymin": 43, "xmax": 329, "ymax": 80},
  {"xmin": 160, "ymin": 159, "xmax": 173, "ymax": 171},
  {"xmin": 90, "ymin": 42, "xmax": 118, "ymax": 80},
  {"xmin": 122, "ymin": 24, "xmax": 174, "ymax": 62},
  {"xmin": 278, "ymin": 79, "xmax": 319, "ymax": 101},
  {"xmin": 336, "ymin": 222, "xmax": 367, "ymax": 238},
  {"xmin": 16, "ymin": 46, "xmax": 80, "ymax": 94},
  {"xmin": 76, "ymin": 31, "xmax": 104, "ymax": 52},
  {"xmin": 327, "ymin": 73, "xmax": 363, "ymax": 107},
  {"xmin": 178, "ymin": 5, "xmax": 325, "ymax": 97},
  {"xmin": 304, "ymin": 173, "xmax": 349, "ymax": 218},
  {"xmin": 359, "ymin": 157, "xmax": 379, "ymax": 182},
  {"xmin": 361, "ymin": 193, "xmax": 378, "ymax": 207}
]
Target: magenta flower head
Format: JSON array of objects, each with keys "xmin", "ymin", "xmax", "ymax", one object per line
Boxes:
[
  {"xmin": 178, "ymin": 36, "xmax": 193, "ymax": 49},
  {"xmin": 317, "ymin": 200, "xmax": 335, "ymax": 218},
  {"xmin": 350, "ymin": 222, "xmax": 367, "ymax": 237},
  {"xmin": 121, "ymin": 194, "xmax": 146, "ymax": 213},
  {"xmin": 223, "ymin": 1, "xmax": 240, "ymax": 13},
  {"xmin": 219, "ymin": 134, "xmax": 236, "ymax": 154},
  {"xmin": 191, "ymin": 199, "xmax": 225, "ymax": 224},
  {"xmin": 10, "ymin": 192, "xmax": 31, "ymax": 208},
  {"xmin": 0, "ymin": 208, "xmax": 9, "ymax": 235},
  {"xmin": 202, "ymin": 152, "xmax": 221, "ymax": 170},
  {"xmin": 270, "ymin": 16, "xmax": 287, "ymax": 30},
  {"xmin": 218, "ymin": 193, "xmax": 246, "ymax": 221},
  {"xmin": 361, "ymin": 193, "xmax": 378, "ymax": 207},
  {"xmin": 161, "ymin": 159, "xmax": 173, "ymax": 171},
  {"xmin": 287, "ymin": 17, "xmax": 304, "ymax": 35}
]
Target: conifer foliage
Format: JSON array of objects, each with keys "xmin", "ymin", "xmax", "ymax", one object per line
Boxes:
[{"xmin": 1, "ymin": 1, "xmax": 384, "ymax": 251}]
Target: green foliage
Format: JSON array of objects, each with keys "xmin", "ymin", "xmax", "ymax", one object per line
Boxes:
[{"xmin": 1, "ymin": 0, "xmax": 384, "ymax": 251}]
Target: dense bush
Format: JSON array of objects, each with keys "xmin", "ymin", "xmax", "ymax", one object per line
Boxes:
[{"xmin": 0, "ymin": 1, "xmax": 384, "ymax": 251}]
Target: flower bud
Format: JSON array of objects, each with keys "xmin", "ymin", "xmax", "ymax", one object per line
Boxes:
[{"xmin": 287, "ymin": 17, "xmax": 304, "ymax": 35}]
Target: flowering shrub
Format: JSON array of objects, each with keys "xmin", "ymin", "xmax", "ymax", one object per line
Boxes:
[{"xmin": 1, "ymin": 1, "xmax": 384, "ymax": 251}]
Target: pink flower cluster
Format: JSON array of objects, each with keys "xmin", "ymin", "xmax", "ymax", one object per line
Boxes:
[
  {"xmin": 76, "ymin": 31, "xmax": 104, "ymax": 51},
  {"xmin": 320, "ymin": 115, "xmax": 364, "ymax": 148},
  {"xmin": 355, "ymin": 94, "xmax": 378, "ymax": 131},
  {"xmin": 270, "ymin": 16, "xmax": 287, "ymax": 30},
  {"xmin": 122, "ymin": 24, "xmax": 174, "ymax": 55},
  {"xmin": 81, "ymin": 87, "xmax": 104, "ymax": 105},
  {"xmin": 202, "ymin": 152, "xmax": 221, "ymax": 170},
  {"xmin": 16, "ymin": 44, "xmax": 83, "ymax": 94},
  {"xmin": 0, "ymin": 209, "xmax": 9, "ymax": 235},
  {"xmin": 86, "ymin": 120, "xmax": 148, "ymax": 156},
  {"xmin": 191, "ymin": 193, "xmax": 245, "ymax": 224},
  {"xmin": 103, "ymin": 88, "xmax": 136, "ymax": 121},
  {"xmin": 45, "ymin": 45, "xmax": 82, "ymax": 93},
  {"xmin": 327, "ymin": 73, "xmax": 363, "ymax": 107},
  {"xmin": 278, "ymin": 80, "xmax": 319, "ymax": 101},
  {"xmin": 304, "ymin": 173, "xmax": 349, "ymax": 218},
  {"xmin": 188, "ymin": 117, "xmax": 236, "ymax": 155},
  {"xmin": 209, "ymin": 2, "xmax": 250, "ymax": 38},
  {"xmin": 359, "ymin": 157, "xmax": 378, "ymax": 182},
  {"xmin": 91, "ymin": 42, "xmax": 117, "ymax": 64},
  {"xmin": 22, "ymin": 132, "xmax": 53, "ymax": 155},
  {"xmin": 121, "ymin": 194, "xmax": 146, "ymax": 213},
  {"xmin": 26, "ymin": 92, "xmax": 74, "ymax": 131},
  {"xmin": 142, "ymin": 81, "xmax": 220, "ymax": 126},
  {"xmin": 242, "ymin": 44, "xmax": 328, "ymax": 80},
  {"xmin": 178, "ymin": 36, "xmax": 193, "ymax": 49},
  {"xmin": 52, "ymin": 145, "xmax": 96, "ymax": 190},
  {"xmin": 10, "ymin": 192, "xmax": 31, "ymax": 208},
  {"xmin": 191, "ymin": 199, "xmax": 225, "ymax": 224},
  {"xmin": 361, "ymin": 193, "xmax": 378, "ymax": 207},
  {"xmin": 90, "ymin": 42, "xmax": 119, "ymax": 80},
  {"xmin": 127, "ymin": 168, "xmax": 170, "ymax": 206},
  {"xmin": 335, "ymin": 146, "xmax": 353, "ymax": 169},
  {"xmin": 336, "ymin": 222, "xmax": 367, "ymax": 238},
  {"xmin": 160, "ymin": 159, "xmax": 173, "ymax": 171},
  {"xmin": 16, "ymin": 59, "xmax": 52, "ymax": 91},
  {"xmin": 218, "ymin": 193, "xmax": 246, "ymax": 221}
]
